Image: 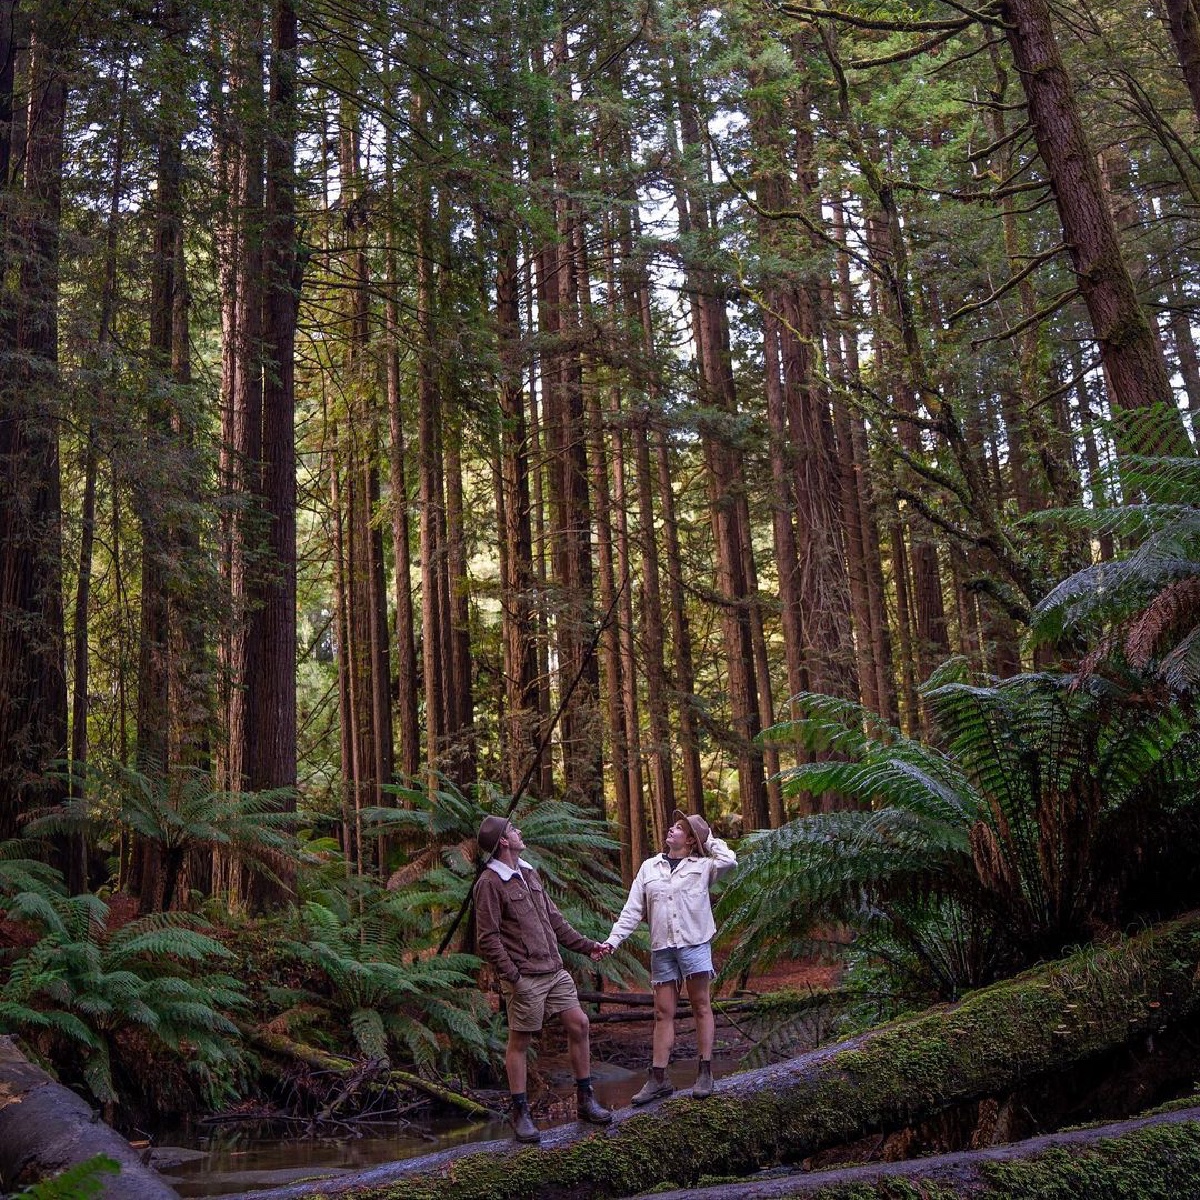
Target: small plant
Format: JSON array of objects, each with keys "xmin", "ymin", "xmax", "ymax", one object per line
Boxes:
[{"xmin": 14, "ymin": 1155, "xmax": 119, "ymax": 1199}]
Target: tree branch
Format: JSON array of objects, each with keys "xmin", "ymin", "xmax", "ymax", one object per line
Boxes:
[
  {"xmin": 947, "ymin": 242, "xmax": 1067, "ymax": 323},
  {"xmin": 847, "ymin": 26, "xmax": 960, "ymax": 69},
  {"xmin": 776, "ymin": 2, "xmax": 976, "ymax": 33},
  {"xmin": 971, "ymin": 286, "xmax": 1078, "ymax": 347}
]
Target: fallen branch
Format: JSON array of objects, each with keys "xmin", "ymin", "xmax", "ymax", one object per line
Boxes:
[{"xmin": 239, "ymin": 1024, "xmax": 496, "ymax": 1119}]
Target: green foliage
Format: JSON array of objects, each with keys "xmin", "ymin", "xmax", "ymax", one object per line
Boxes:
[
  {"xmin": 253, "ymin": 776, "xmax": 636, "ymax": 1075},
  {"xmin": 13, "ymin": 1155, "xmax": 120, "ymax": 1200},
  {"xmin": 278, "ymin": 891, "xmax": 493, "ymax": 1070},
  {"xmin": 24, "ymin": 759, "xmax": 301, "ymax": 909},
  {"xmin": 720, "ymin": 667, "xmax": 1200, "ymax": 1002},
  {"xmin": 0, "ymin": 888, "xmax": 249, "ymax": 1108},
  {"xmin": 363, "ymin": 775, "xmax": 635, "ymax": 982},
  {"xmin": 1033, "ymin": 456, "xmax": 1200, "ymax": 694},
  {"xmin": 0, "ymin": 839, "xmax": 69, "ymax": 904}
]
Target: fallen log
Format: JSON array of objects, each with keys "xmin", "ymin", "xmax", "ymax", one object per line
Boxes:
[
  {"xmin": 217, "ymin": 912, "xmax": 1200, "ymax": 1200},
  {"xmin": 578, "ymin": 990, "xmax": 813, "ymax": 1015},
  {"xmin": 0, "ymin": 1035, "xmax": 179, "ymax": 1199},
  {"xmin": 240, "ymin": 1024, "xmax": 496, "ymax": 1119},
  {"xmin": 641, "ymin": 1104, "xmax": 1200, "ymax": 1199}
]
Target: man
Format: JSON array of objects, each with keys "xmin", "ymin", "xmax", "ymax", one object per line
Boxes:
[
  {"xmin": 473, "ymin": 814, "xmax": 613, "ymax": 1142},
  {"xmin": 598, "ymin": 810, "xmax": 736, "ymax": 1103}
]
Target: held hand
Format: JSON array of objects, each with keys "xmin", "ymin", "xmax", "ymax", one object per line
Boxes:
[{"xmin": 590, "ymin": 942, "xmax": 613, "ymax": 961}]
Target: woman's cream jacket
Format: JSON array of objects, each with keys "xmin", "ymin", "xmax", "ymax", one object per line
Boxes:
[{"xmin": 603, "ymin": 837, "xmax": 737, "ymax": 951}]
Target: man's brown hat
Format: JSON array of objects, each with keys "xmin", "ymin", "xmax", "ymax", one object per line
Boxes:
[
  {"xmin": 672, "ymin": 809, "xmax": 711, "ymax": 856},
  {"xmin": 478, "ymin": 814, "xmax": 510, "ymax": 856}
]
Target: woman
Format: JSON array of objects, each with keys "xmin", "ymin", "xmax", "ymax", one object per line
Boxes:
[{"xmin": 599, "ymin": 810, "xmax": 737, "ymax": 1102}]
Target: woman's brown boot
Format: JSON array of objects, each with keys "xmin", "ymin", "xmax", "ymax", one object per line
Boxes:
[{"xmin": 631, "ymin": 1066, "xmax": 674, "ymax": 1106}]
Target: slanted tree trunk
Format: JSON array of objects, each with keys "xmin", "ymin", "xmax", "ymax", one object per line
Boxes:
[
  {"xmin": 259, "ymin": 913, "xmax": 1200, "ymax": 1200},
  {"xmin": 0, "ymin": 1037, "xmax": 178, "ymax": 1199},
  {"xmin": 1163, "ymin": 0, "xmax": 1200, "ymax": 128},
  {"xmin": 1000, "ymin": 0, "xmax": 1193, "ymax": 459}
]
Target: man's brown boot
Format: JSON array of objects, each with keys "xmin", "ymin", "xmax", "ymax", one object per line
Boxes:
[
  {"xmin": 577, "ymin": 1088, "xmax": 613, "ymax": 1124},
  {"xmin": 510, "ymin": 1099, "xmax": 541, "ymax": 1143},
  {"xmin": 631, "ymin": 1067, "xmax": 674, "ymax": 1106},
  {"xmin": 692, "ymin": 1059, "xmax": 714, "ymax": 1099}
]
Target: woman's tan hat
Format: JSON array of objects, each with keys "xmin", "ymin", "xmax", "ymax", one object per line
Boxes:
[{"xmin": 672, "ymin": 809, "xmax": 711, "ymax": 856}]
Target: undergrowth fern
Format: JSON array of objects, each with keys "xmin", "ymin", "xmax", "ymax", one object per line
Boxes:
[{"xmin": 720, "ymin": 666, "xmax": 1200, "ymax": 1003}]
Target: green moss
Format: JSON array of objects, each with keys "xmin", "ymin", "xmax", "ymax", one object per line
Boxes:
[
  {"xmin": 796, "ymin": 1120, "xmax": 1200, "ymax": 1199},
  {"xmin": 322, "ymin": 917, "xmax": 1200, "ymax": 1200},
  {"xmin": 978, "ymin": 1121, "xmax": 1200, "ymax": 1199}
]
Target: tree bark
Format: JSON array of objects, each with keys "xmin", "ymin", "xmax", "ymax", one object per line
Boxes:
[
  {"xmin": 384, "ymin": 117, "xmax": 420, "ymax": 783},
  {"xmin": 247, "ymin": 0, "xmax": 301, "ymax": 898},
  {"xmin": 232, "ymin": 913, "xmax": 1200, "ymax": 1200},
  {"xmin": 0, "ymin": 1037, "xmax": 178, "ymax": 1199},
  {"xmin": 1163, "ymin": 0, "xmax": 1200, "ymax": 128},
  {"xmin": 1000, "ymin": 0, "xmax": 1193, "ymax": 459},
  {"xmin": 0, "ymin": 1, "xmax": 68, "ymax": 848},
  {"xmin": 642, "ymin": 1108, "xmax": 1200, "ymax": 1199}
]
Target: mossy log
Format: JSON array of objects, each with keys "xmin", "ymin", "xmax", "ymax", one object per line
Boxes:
[
  {"xmin": 643, "ymin": 1105, "xmax": 1200, "ymax": 1198},
  {"xmin": 240, "ymin": 1023, "xmax": 496, "ymax": 1118},
  {"xmin": 224, "ymin": 913, "xmax": 1200, "ymax": 1200},
  {"xmin": 0, "ymin": 1035, "xmax": 179, "ymax": 1199}
]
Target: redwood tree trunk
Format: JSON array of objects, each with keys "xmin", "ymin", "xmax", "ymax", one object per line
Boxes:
[
  {"xmin": 1000, "ymin": 0, "xmax": 1193, "ymax": 458},
  {"xmin": 1163, "ymin": 0, "xmax": 1200, "ymax": 127},
  {"xmin": 249, "ymin": 0, "xmax": 301, "ymax": 900},
  {"xmin": 0, "ymin": 6, "xmax": 69, "ymax": 854}
]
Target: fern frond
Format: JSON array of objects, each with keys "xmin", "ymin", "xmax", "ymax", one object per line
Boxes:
[
  {"xmin": 350, "ymin": 1007, "xmax": 389, "ymax": 1063},
  {"xmin": 14, "ymin": 1153, "xmax": 119, "ymax": 1200}
]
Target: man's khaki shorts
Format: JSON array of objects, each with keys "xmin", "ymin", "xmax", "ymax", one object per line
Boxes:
[{"xmin": 500, "ymin": 968, "xmax": 580, "ymax": 1032}]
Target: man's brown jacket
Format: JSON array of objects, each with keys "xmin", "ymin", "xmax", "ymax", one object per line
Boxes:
[{"xmin": 474, "ymin": 861, "xmax": 600, "ymax": 983}]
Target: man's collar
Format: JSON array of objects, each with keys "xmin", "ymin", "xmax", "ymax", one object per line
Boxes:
[{"xmin": 487, "ymin": 856, "xmax": 533, "ymax": 881}]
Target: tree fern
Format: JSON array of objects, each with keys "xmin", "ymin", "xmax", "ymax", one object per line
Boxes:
[
  {"xmin": 0, "ymin": 889, "xmax": 249, "ymax": 1108},
  {"xmin": 25, "ymin": 759, "xmax": 302, "ymax": 910},
  {"xmin": 721, "ymin": 670, "xmax": 1200, "ymax": 1000},
  {"xmin": 1032, "ymin": 455, "xmax": 1200, "ymax": 690}
]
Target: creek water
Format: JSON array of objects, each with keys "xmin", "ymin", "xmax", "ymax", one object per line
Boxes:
[{"xmin": 157, "ymin": 1056, "xmax": 738, "ymax": 1197}]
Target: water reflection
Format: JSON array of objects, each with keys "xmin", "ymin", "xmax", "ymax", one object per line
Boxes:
[
  {"xmin": 161, "ymin": 1115, "xmax": 509, "ymax": 1198},
  {"xmin": 160, "ymin": 1057, "xmax": 736, "ymax": 1197}
]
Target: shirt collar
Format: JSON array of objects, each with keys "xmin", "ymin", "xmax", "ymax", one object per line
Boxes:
[{"xmin": 487, "ymin": 857, "xmax": 533, "ymax": 882}]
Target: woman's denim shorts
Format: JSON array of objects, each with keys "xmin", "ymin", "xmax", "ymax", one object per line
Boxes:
[{"xmin": 650, "ymin": 941, "xmax": 714, "ymax": 986}]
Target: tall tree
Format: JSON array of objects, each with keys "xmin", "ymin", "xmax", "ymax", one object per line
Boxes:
[{"xmin": 0, "ymin": 1, "xmax": 70, "ymax": 869}]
